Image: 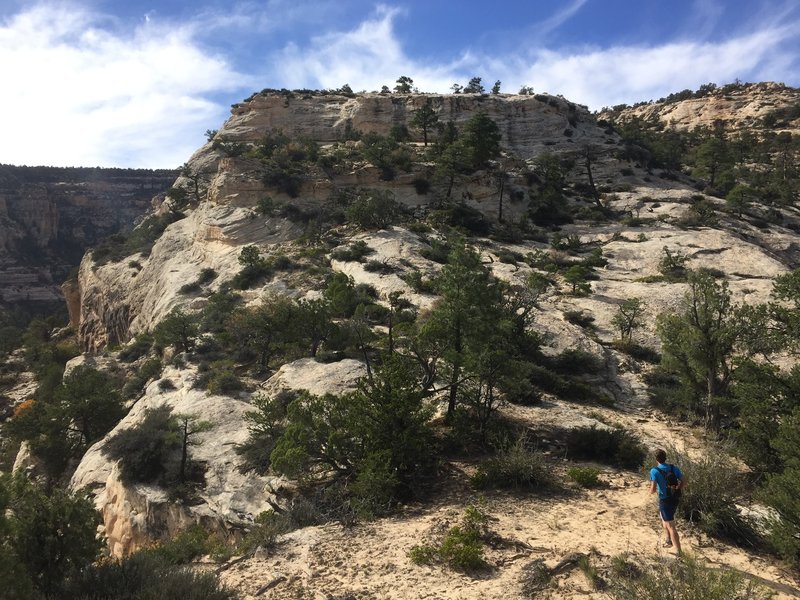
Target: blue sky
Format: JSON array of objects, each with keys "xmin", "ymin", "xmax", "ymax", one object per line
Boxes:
[{"xmin": 1, "ymin": 0, "xmax": 799, "ymax": 168}]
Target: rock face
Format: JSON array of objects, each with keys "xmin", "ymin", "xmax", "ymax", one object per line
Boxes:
[
  {"xmin": 226, "ymin": 92, "xmax": 606, "ymax": 156},
  {"xmin": 70, "ymin": 364, "xmax": 277, "ymax": 557},
  {"xmin": 0, "ymin": 165, "xmax": 175, "ymax": 310},
  {"xmin": 72, "ymin": 92, "xmax": 619, "ymax": 350},
  {"xmin": 602, "ymin": 82, "xmax": 800, "ymax": 133}
]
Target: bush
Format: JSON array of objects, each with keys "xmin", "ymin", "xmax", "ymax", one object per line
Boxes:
[
  {"xmin": 118, "ymin": 334, "xmax": 153, "ymax": 362},
  {"xmin": 658, "ymin": 247, "xmax": 690, "ymax": 282},
  {"xmin": 609, "ymin": 553, "xmax": 771, "ymax": 600},
  {"xmin": 363, "ymin": 259, "xmax": 395, "ymax": 274},
  {"xmin": 565, "ymin": 426, "xmax": 646, "ymax": 469},
  {"xmin": 430, "ymin": 204, "xmax": 490, "ymax": 235},
  {"xmin": 0, "ymin": 473, "xmax": 102, "ymax": 598},
  {"xmin": 92, "ymin": 213, "xmax": 183, "ymax": 265},
  {"xmin": 550, "ymin": 348, "xmax": 604, "ymax": 375},
  {"xmin": 61, "ymin": 551, "xmax": 235, "ymax": 600},
  {"xmin": 471, "ymin": 437, "xmax": 555, "ymax": 490},
  {"xmin": 409, "ymin": 505, "xmax": 488, "ymax": 572},
  {"xmin": 237, "ymin": 510, "xmax": 293, "ymax": 554},
  {"xmin": 567, "ymin": 466, "xmax": 603, "ymax": 488},
  {"xmin": 179, "ymin": 267, "xmax": 218, "ymax": 294},
  {"xmin": 496, "ymin": 249, "xmax": 524, "ymax": 265},
  {"xmin": 103, "ymin": 405, "xmax": 180, "ymax": 484},
  {"xmin": 413, "ymin": 178, "xmax": 431, "ymax": 194},
  {"xmin": 197, "ymin": 360, "xmax": 243, "ymax": 396},
  {"xmin": 345, "ymin": 190, "xmax": 402, "ymax": 229},
  {"xmin": 419, "ymin": 238, "xmax": 452, "ymax": 264},
  {"xmin": 614, "ymin": 341, "xmax": 661, "ymax": 363},
  {"xmin": 122, "ymin": 357, "xmax": 163, "ymax": 400},
  {"xmin": 564, "ymin": 310, "xmax": 595, "ymax": 328},
  {"xmin": 331, "ymin": 240, "xmax": 373, "ymax": 262},
  {"xmin": 403, "ymin": 270, "xmax": 436, "ymax": 293},
  {"xmin": 236, "ymin": 391, "xmax": 295, "ymax": 475}
]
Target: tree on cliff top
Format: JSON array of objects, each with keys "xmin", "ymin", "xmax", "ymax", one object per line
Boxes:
[{"xmin": 394, "ymin": 76, "xmax": 413, "ymax": 93}]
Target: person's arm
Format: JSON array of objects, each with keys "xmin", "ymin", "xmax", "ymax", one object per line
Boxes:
[
  {"xmin": 649, "ymin": 469, "xmax": 657, "ymax": 494},
  {"xmin": 677, "ymin": 475, "xmax": 685, "ymax": 491}
]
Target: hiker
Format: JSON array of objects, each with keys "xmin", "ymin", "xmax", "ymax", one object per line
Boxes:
[{"xmin": 649, "ymin": 448, "xmax": 684, "ymax": 555}]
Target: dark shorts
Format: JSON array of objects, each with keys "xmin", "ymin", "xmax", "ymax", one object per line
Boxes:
[{"xmin": 659, "ymin": 497, "xmax": 679, "ymax": 522}]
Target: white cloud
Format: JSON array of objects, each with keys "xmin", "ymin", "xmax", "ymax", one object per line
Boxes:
[
  {"xmin": 2, "ymin": 1, "xmax": 799, "ymax": 168},
  {"xmin": 533, "ymin": 0, "xmax": 589, "ymax": 39},
  {"xmin": 0, "ymin": 2, "xmax": 250, "ymax": 167},
  {"xmin": 270, "ymin": 4, "xmax": 800, "ymax": 109}
]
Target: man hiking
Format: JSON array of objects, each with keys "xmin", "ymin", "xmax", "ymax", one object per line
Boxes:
[{"xmin": 649, "ymin": 448, "xmax": 684, "ymax": 556}]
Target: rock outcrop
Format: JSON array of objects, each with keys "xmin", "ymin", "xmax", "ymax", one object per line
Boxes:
[{"xmin": 601, "ymin": 81, "xmax": 800, "ymax": 133}]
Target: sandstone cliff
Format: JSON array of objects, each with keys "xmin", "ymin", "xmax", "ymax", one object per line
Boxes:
[
  {"xmin": 0, "ymin": 165, "xmax": 175, "ymax": 310},
  {"xmin": 601, "ymin": 81, "xmax": 800, "ymax": 133},
  {"xmin": 72, "ymin": 92, "xmax": 621, "ymax": 350}
]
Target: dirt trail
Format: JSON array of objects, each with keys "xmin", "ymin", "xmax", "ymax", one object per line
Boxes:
[{"xmin": 220, "ymin": 468, "xmax": 800, "ymax": 599}]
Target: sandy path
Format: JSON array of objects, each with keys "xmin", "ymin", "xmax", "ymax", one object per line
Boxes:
[{"xmin": 220, "ymin": 467, "xmax": 800, "ymax": 599}]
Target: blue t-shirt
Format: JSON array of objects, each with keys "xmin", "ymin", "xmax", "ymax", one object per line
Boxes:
[{"xmin": 650, "ymin": 463, "xmax": 683, "ymax": 499}]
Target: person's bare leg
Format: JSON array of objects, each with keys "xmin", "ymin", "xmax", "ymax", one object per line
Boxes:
[
  {"xmin": 664, "ymin": 520, "xmax": 681, "ymax": 555},
  {"xmin": 661, "ymin": 520, "xmax": 672, "ymax": 546}
]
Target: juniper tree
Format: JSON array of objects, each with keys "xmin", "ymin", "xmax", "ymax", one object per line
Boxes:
[
  {"xmin": 612, "ymin": 297, "xmax": 645, "ymax": 343},
  {"xmin": 410, "ymin": 101, "xmax": 439, "ymax": 146},
  {"xmin": 657, "ymin": 272, "xmax": 744, "ymax": 430}
]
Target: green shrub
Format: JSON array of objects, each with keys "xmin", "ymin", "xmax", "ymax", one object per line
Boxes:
[
  {"xmin": 122, "ymin": 357, "xmax": 162, "ymax": 400},
  {"xmin": 564, "ymin": 310, "xmax": 595, "ymax": 328},
  {"xmin": 429, "ymin": 204, "xmax": 490, "ymax": 235},
  {"xmin": 471, "ymin": 437, "xmax": 554, "ymax": 490},
  {"xmin": 658, "ymin": 247, "xmax": 690, "ymax": 282},
  {"xmin": 565, "ymin": 426, "xmax": 646, "ymax": 469},
  {"xmin": 118, "ymin": 334, "xmax": 154, "ymax": 362},
  {"xmin": 194, "ymin": 360, "xmax": 242, "ymax": 396},
  {"xmin": 413, "ymin": 178, "xmax": 431, "ymax": 194},
  {"xmin": 331, "ymin": 240, "xmax": 373, "ymax": 262},
  {"xmin": 145, "ymin": 524, "xmax": 223, "ymax": 565},
  {"xmin": 256, "ymin": 196, "xmax": 275, "ymax": 215},
  {"xmin": 103, "ymin": 405, "xmax": 180, "ymax": 484},
  {"xmin": 409, "ymin": 505, "xmax": 488, "ymax": 572},
  {"xmin": 550, "ymin": 348, "xmax": 604, "ymax": 375},
  {"xmin": 92, "ymin": 213, "xmax": 183, "ymax": 265},
  {"xmin": 761, "ymin": 466, "xmax": 800, "ymax": 565},
  {"xmin": 236, "ymin": 391, "xmax": 295, "ymax": 475},
  {"xmin": 0, "ymin": 473, "xmax": 102, "ymax": 598},
  {"xmin": 419, "ymin": 238, "xmax": 452, "ymax": 264},
  {"xmin": 403, "ymin": 270, "xmax": 436, "ymax": 293},
  {"xmin": 363, "ymin": 259, "xmax": 395, "ymax": 274},
  {"xmin": 237, "ymin": 510, "xmax": 292, "ymax": 554},
  {"xmin": 496, "ymin": 249, "xmax": 524, "ymax": 265},
  {"xmin": 345, "ymin": 189, "xmax": 402, "ymax": 229},
  {"xmin": 609, "ymin": 553, "xmax": 771, "ymax": 600},
  {"xmin": 567, "ymin": 466, "xmax": 603, "ymax": 488},
  {"xmin": 158, "ymin": 378, "xmax": 176, "ymax": 391},
  {"xmin": 61, "ymin": 551, "xmax": 235, "ymax": 600}
]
